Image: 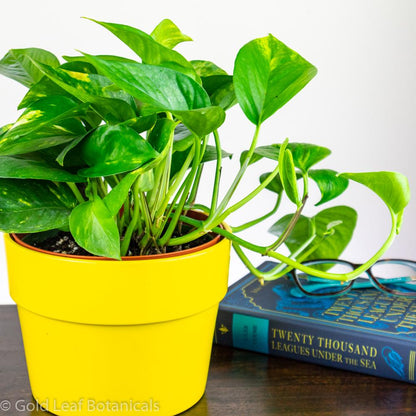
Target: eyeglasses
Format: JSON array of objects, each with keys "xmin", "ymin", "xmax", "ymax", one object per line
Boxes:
[{"xmin": 289, "ymin": 259, "xmax": 416, "ymax": 298}]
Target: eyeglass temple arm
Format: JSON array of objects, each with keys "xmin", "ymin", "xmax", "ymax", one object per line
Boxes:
[{"xmin": 290, "ymin": 276, "xmax": 413, "ymax": 298}]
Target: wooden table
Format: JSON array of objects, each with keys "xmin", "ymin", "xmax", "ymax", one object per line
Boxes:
[{"xmin": 1, "ymin": 305, "xmax": 414, "ymax": 415}]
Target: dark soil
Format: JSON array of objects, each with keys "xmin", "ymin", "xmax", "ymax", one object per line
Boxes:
[
  {"xmin": 30, "ymin": 232, "xmax": 91, "ymax": 256},
  {"xmin": 25, "ymin": 229, "xmax": 215, "ymax": 257}
]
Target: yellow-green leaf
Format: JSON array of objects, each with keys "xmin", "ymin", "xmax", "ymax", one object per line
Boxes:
[
  {"xmin": 234, "ymin": 34, "xmax": 317, "ymax": 125},
  {"xmin": 69, "ymin": 198, "xmax": 121, "ymax": 259},
  {"xmin": 151, "ymin": 19, "xmax": 193, "ymax": 49}
]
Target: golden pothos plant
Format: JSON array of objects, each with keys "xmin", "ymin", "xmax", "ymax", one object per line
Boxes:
[{"xmin": 0, "ymin": 18, "xmax": 410, "ymax": 283}]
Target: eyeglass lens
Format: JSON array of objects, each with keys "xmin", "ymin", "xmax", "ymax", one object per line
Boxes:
[
  {"xmin": 370, "ymin": 260, "xmax": 416, "ymax": 296},
  {"xmin": 294, "ymin": 259, "xmax": 416, "ymax": 297}
]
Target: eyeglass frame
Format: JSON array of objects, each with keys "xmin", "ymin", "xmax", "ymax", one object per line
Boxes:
[{"xmin": 288, "ymin": 258, "xmax": 416, "ymax": 298}]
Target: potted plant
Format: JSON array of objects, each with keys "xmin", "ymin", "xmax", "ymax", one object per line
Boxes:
[{"xmin": 0, "ymin": 17, "xmax": 410, "ymax": 415}]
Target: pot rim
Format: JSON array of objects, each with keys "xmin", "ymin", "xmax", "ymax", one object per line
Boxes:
[{"xmin": 11, "ymin": 210, "xmax": 223, "ymax": 261}]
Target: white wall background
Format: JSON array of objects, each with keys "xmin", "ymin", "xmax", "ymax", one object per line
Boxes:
[{"xmin": 1, "ymin": 0, "xmax": 415, "ymax": 304}]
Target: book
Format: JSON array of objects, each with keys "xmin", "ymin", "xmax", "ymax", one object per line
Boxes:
[{"xmin": 215, "ymin": 261, "xmax": 416, "ymax": 384}]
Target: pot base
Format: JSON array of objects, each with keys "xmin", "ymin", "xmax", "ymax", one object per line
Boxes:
[
  {"xmin": 5, "ymin": 230, "xmax": 230, "ymax": 415},
  {"xmin": 19, "ymin": 304, "xmax": 218, "ymax": 415}
]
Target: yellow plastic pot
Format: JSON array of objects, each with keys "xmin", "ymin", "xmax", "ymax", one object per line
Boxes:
[{"xmin": 4, "ymin": 231, "xmax": 230, "ymax": 416}]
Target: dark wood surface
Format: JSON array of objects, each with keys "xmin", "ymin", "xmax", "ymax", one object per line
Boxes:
[{"xmin": 0, "ymin": 305, "xmax": 415, "ymax": 416}]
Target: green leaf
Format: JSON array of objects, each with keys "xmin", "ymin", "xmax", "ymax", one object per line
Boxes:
[
  {"xmin": 205, "ymin": 77, "xmax": 236, "ymax": 110},
  {"xmin": 173, "ymin": 107, "xmax": 225, "ymax": 137},
  {"xmin": 19, "ymin": 60, "xmax": 98, "ymax": 109},
  {"xmin": 259, "ymin": 172, "xmax": 283, "ymax": 194},
  {"xmin": 279, "ymin": 141, "xmax": 300, "ymax": 206},
  {"xmin": 104, "ymin": 171, "xmax": 139, "ymax": 216},
  {"xmin": 173, "ymin": 137, "xmax": 193, "ymax": 152},
  {"xmin": 79, "ymin": 124, "xmax": 159, "ymax": 177},
  {"xmin": 269, "ymin": 214, "xmax": 314, "ymax": 246},
  {"xmin": 82, "ymin": 55, "xmax": 208, "ymax": 110},
  {"xmin": 240, "ymin": 144, "xmax": 279, "ymax": 166},
  {"xmin": 85, "ymin": 18, "xmax": 197, "ymax": 81},
  {"xmin": 340, "ymin": 172, "xmax": 411, "ymax": 216},
  {"xmin": 234, "ymin": 34, "xmax": 317, "ymax": 125},
  {"xmin": 240, "ymin": 149, "xmax": 267, "ymax": 167},
  {"xmin": 241, "ymin": 143, "xmax": 330, "ymax": 172},
  {"xmin": 309, "ymin": 206, "xmax": 357, "ymax": 260},
  {"xmin": 0, "ymin": 179, "xmax": 77, "ymax": 232},
  {"xmin": 63, "ymin": 54, "xmax": 137, "ymax": 68},
  {"xmin": 173, "ymin": 124, "xmax": 194, "ymax": 152},
  {"xmin": 117, "ymin": 120, "xmax": 177, "ymax": 179},
  {"xmin": 19, "ymin": 77, "xmax": 71, "ymax": 109},
  {"xmin": 170, "ymin": 148, "xmax": 193, "ymax": 179},
  {"xmin": 0, "ymin": 124, "xmax": 12, "ymax": 137},
  {"xmin": 0, "ymin": 48, "xmax": 59, "ymax": 87},
  {"xmin": 0, "ymin": 96, "xmax": 88, "ymax": 155},
  {"xmin": 148, "ymin": 118, "xmax": 176, "ymax": 153},
  {"xmin": 121, "ymin": 114, "xmax": 157, "ymax": 134},
  {"xmin": 60, "ymin": 60, "xmax": 98, "ymax": 74},
  {"xmin": 201, "ymin": 145, "xmax": 232, "ymax": 163},
  {"xmin": 192, "ymin": 60, "xmax": 228, "ymax": 77},
  {"xmin": 0, "ymin": 156, "xmax": 86, "ymax": 182},
  {"xmin": 33, "ymin": 63, "xmax": 136, "ymax": 122},
  {"xmin": 309, "ymin": 169, "xmax": 349, "ymax": 206},
  {"xmin": 81, "ymin": 55, "xmax": 224, "ymax": 135},
  {"xmin": 151, "ymin": 19, "xmax": 193, "ymax": 49},
  {"xmin": 133, "ymin": 118, "xmax": 177, "ymax": 175},
  {"xmin": 287, "ymin": 143, "xmax": 331, "ymax": 173},
  {"xmin": 192, "ymin": 60, "xmax": 237, "ymax": 110},
  {"xmin": 55, "ymin": 135, "xmax": 86, "ymax": 166},
  {"xmin": 137, "ymin": 170, "xmax": 155, "ymax": 192},
  {"xmin": 69, "ymin": 197, "xmax": 121, "ymax": 259},
  {"xmin": 269, "ymin": 205, "xmax": 357, "ymax": 260}
]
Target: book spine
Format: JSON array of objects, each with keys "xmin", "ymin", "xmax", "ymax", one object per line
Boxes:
[{"xmin": 215, "ymin": 307, "xmax": 416, "ymax": 385}]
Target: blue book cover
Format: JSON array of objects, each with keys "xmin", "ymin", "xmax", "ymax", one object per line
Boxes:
[{"xmin": 215, "ymin": 261, "xmax": 416, "ymax": 384}]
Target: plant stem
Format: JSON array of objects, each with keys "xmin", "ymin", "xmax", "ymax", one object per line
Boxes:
[
  {"xmin": 156, "ymin": 143, "xmax": 195, "ymax": 221},
  {"xmin": 261, "ymin": 235, "xmax": 325, "ymax": 281},
  {"xmin": 157, "ymin": 177, "xmax": 189, "ymax": 239},
  {"xmin": 183, "ymin": 203, "xmax": 211, "ymax": 215},
  {"xmin": 215, "ymin": 124, "xmax": 261, "ymax": 217},
  {"xmin": 210, "ymin": 129, "xmax": 222, "ymax": 211},
  {"xmin": 266, "ymin": 194, "xmax": 308, "ymax": 252},
  {"xmin": 232, "ymin": 193, "xmax": 282, "ymax": 233},
  {"xmin": 185, "ymin": 135, "xmax": 207, "ymax": 210},
  {"xmin": 67, "ymin": 183, "xmax": 85, "ymax": 204},
  {"xmin": 120, "ymin": 197, "xmax": 131, "ymax": 233},
  {"xmin": 155, "ymin": 146, "xmax": 196, "ymax": 241},
  {"xmin": 169, "ymin": 124, "xmax": 263, "ymax": 246},
  {"xmin": 232, "ymin": 231, "xmax": 319, "ymax": 282},
  {"xmin": 96, "ymin": 178, "xmax": 108, "ymax": 198},
  {"xmin": 152, "ymin": 149, "xmax": 172, "ymax": 226},
  {"xmin": 255, "ymin": 232, "xmax": 320, "ymax": 281},
  {"xmin": 187, "ymin": 164, "xmax": 203, "ymax": 207},
  {"xmin": 170, "ymin": 123, "xmax": 263, "ymax": 245},
  {"xmin": 139, "ymin": 192, "xmax": 162, "ymax": 254},
  {"xmin": 147, "ymin": 159, "xmax": 166, "ymax": 214},
  {"xmin": 178, "ymin": 215, "xmax": 265, "ymax": 253},
  {"xmin": 264, "ymin": 209, "xmax": 399, "ymax": 282},
  {"xmin": 232, "ymin": 242, "xmax": 267, "ymax": 283},
  {"xmin": 302, "ymin": 171, "xmax": 309, "ymax": 199},
  {"xmin": 120, "ymin": 179, "xmax": 141, "ymax": 256},
  {"xmin": 217, "ymin": 162, "xmax": 280, "ymax": 223},
  {"xmin": 158, "ymin": 136, "xmax": 202, "ymax": 247},
  {"xmin": 179, "ymin": 207, "xmax": 399, "ymax": 283}
]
